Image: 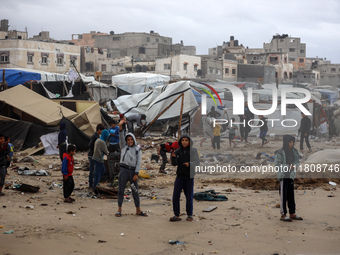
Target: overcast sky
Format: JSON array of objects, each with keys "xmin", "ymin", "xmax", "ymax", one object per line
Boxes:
[{"xmin": 2, "ymin": 0, "xmax": 340, "ymax": 63}]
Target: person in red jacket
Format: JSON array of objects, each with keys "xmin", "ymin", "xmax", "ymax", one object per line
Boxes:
[
  {"xmin": 61, "ymin": 144, "xmax": 77, "ymax": 203},
  {"xmin": 157, "ymin": 141, "xmax": 179, "ymax": 174}
]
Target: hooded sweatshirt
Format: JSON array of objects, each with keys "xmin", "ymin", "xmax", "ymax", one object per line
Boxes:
[
  {"xmin": 171, "ymin": 134, "xmax": 200, "ymax": 179},
  {"xmin": 92, "ymin": 129, "xmax": 109, "ymax": 163},
  {"xmin": 119, "ymin": 130, "xmax": 141, "ymax": 174},
  {"xmin": 58, "ymin": 122, "xmax": 67, "ymax": 146},
  {"xmin": 275, "ymin": 135, "xmax": 300, "ymax": 181}
]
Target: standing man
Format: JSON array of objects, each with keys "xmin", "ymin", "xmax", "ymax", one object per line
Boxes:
[
  {"xmin": 125, "ymin": 113, "xmax": 146, "ymax": 134},
  {"xmin": 207, "ymin": 106, "xmax": 221, "ymax": 118},
  {"xmin": 57, "ymin": 122, "xmax": 67, "ymax": 162},
  {"xmin": 88, "ymin": 124, "xmax": 105, "ymax": 191},
  {"xmin": 242, "ymin": 101, "xmax": 254, "ymax": 143},
  {"xmin": 298, "ymin": 112, "xmax": 312, "ymax": 152}
]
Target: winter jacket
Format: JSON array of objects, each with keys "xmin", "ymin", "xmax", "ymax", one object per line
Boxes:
[
  {"xmin": 119, "ymin": 131, "xmax": 141, "ymax": 174},
  {"xmin": 0, "ymin": 143, "xmax": 10, "ymax": 166},
  {"xmin": 275, "ymin": 135, "xmax": 300, "ymax": 181},
  {"xmin": 171, "ymin": 134, "xmax": 200, "ymax": 179},
  {"xmin": 92, "ymin": 130, "xmax": 109, "ymax": 163},
  {"xmin": 298, "ymin": 116, "xmax": 311, "ymax": 134},
  {"xmin": 61, "ymin": 153, "xmax": 74, "ymax": 176},
  {"xmin": 108, "ymin": 126, "xmax": 120, "ymax": 144},
  {"xmin": 88, "ymin": 132, "xmax": 100, "ymax": 157},
  {"xmin": 58, "ymin": 122, "xmax": 67, "ymax": 146}
]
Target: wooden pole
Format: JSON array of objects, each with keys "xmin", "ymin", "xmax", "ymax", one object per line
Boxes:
[
  {"xmin": 177, "ymin": 93, "xmax": 184, "ymax": 140},
  {"xmin": 30, "ymin": 81, "xmax": 33, "ymax": 90},
  {"xmin": 142, "ymin": 93, "xmax": 184, "ymax": 136}
]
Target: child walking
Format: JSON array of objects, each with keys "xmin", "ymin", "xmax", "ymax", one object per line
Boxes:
[
  {"xmin": 62, "ymin": 144, "xmax": 77, "ymax": 203},
  {"xmin": 258, "ymin": 115, "xmax": 268, "ymax": 147},
  {"xmin": 275, "ymin": 135, "xmax": 303, "ymax": 222},
  {"xmin": 212, "ymin": 123, "xmax": 221, "ymax": 150},
  {"xmin": 170, "ymin": 134, "xmax": 200, "ymax": 222}
]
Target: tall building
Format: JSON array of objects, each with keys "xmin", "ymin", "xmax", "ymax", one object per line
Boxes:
[{"xmin": 263, "ymin": 34, "xmax": 306, "ymax": 71}]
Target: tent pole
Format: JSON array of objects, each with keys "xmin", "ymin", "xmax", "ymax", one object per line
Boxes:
[
  {"xmin": 141, "ymin": 92, "xmax": 184, "ymax": 136},
  {"xmin": 177, "ymin": 93, "xmax": 184, "ymax": 140},
  {"xmin": 30, "ymin": 81, "xmax": 33, "ymax": 90},
  {"xmin": 1, "ymin": 69, "xmax": 8, "ymax": 91}
]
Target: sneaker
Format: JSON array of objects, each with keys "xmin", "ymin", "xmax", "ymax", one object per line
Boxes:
[
  {"xmin": 159, "ymin": 170, "xmax": 167, "ymax": 174},
  {"xmin": 308, "ymin": 148, "xmax": 312, "ymax": 153}
]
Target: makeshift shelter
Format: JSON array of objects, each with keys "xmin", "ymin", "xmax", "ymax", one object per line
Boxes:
[
  {"xmin": 112, "ymin": 73, "xmax": 170, "ymax": 96},
  {"xmin": 113, "ymin": 81, "xmax": 198, "ymax": 122},
  {"xmin": 0, "ymin": 85, "xmax": 77, "ymax": 125}
]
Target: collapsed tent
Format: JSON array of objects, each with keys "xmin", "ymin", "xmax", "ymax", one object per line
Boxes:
[
  {"xmin": 0, "ymin": 85, "xmax": 78, "ymax": 125},
  {"xmin": 112, "ymin": 73, "xmax": 170, "ymax": 96},
  {"xmin": 113, "ymin": 81, "xmax": 199, "ymax": 124},
  {"xmin": 305, "ymin": 149, "xmax": 340, "ymax": 164}
]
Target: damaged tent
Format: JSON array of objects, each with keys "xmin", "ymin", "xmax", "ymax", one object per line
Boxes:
[
  {"xmin": 0, "ymin": 85, "xmax": 99, "ymax": 151},
  {"xmin": 113, "ymin": 81, "xmax": 199, "ymax": 131},
  {"xmin": 112, "ymin": 73, "xmax": 170, "ymax": 96}
]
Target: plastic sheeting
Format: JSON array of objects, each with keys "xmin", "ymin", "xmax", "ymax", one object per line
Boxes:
[
  {"xmin": 113, "ymin": 81, "xmax": 198, "ymax": 122},
  {"xmin": 112, "ymin": 73, "xmax": 170, "ymax": 94},
  {"xmin": 305, "ymin": 149, "xmax": 340, "ymax": 164},
  {"xmin": 40, "ymin": 132, "xmax": 59, "ymax": 155}
]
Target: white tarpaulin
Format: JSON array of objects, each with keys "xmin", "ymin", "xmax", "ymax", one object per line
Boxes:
[
  {"xmin": 112, "ymin": 73, "xmax": 170, "ymax": 94},
  {"xmin": 40, "ymin": 132, "xmax": 59, "ymax": 155},
  {"xmin": 113, "ymin": 81, "xmax": 198, "ymax": 122}
]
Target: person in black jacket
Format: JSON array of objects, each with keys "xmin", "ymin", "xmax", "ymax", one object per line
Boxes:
[
  {"xmin": 258, "ymin": 115, "xmax": 269, "ymax": 147},
  {"xmin": 298, "ymin": 113, "xmax": 312, "ymax": 152},
  {"xmin": 239, "ymin": 101, "xmax": 254, "ymax": 143},
  {"xmin": 170, "ymin": 134, "xmax": 200, "ymax": 222},
  {"xmin": 0, "ymin": 133, "xmax": 10, "ymax": 196}
]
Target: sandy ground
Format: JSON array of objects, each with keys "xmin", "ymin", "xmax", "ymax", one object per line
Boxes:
[{"xmin": 0, "ymin": 135, "xmax": 340, "ymax": 255}]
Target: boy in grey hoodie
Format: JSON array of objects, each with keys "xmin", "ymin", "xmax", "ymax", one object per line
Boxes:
[
  {"xmin": 275, "ymin": 135, "xmax": 303, "ymax": 222},
  {"xmin": 115, "ymin": 118, "xmax": 147, "ymax": 217},
  {"xmin": 92, "ymin": 129, "xmax": 110, "ymax": 188}
]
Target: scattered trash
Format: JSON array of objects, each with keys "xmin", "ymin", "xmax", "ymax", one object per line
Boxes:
[
  {"xmin": 17, "ymin": 169, "xmax": 49, "ymax": 176},
  {"xmin": 202, "ymin": 206, "xmax": 217, "ymax": 212},
  {"xmin": 15, "ymin": 184, "xmax": 40, "ymax": 193},
  {"xmin": 169, "ymin": 240, "xmax": 185, "ymax": 245},
  {"xmin": 120, "ymin": 233, "xmax": 124, "ymax": 236},
  {"xmin": 98, "ymin": 240, "xmax": 107, "ymax": 243},
  {"xmin": 4, "ymin": 230, "xmax": 14, "ymax": 234},
  {"xmin": 25, "ymin": 205, "xmax": 35, "ymax": 210},
  {"xmin": 0, "ymin": 225, "xmax": 3, "ymax": 228},
  {"xmin": 329, "ymin": 181, "xmax": 337, "ymax": 186}
]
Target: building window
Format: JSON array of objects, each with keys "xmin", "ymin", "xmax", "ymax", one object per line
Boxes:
[
  {"xmin": 156, "ymin": 39, "xmax": 159, "ymax": 42},
  {"xmin": 194, "ymin": 65, "xmax": 197, "ymax": 71},
  {"xmin": 284, "ymin": 56, "xmax": 287, "ymax": 63},
  {"xmin": 107, "ymin": 53, "xmax": 111, "ymax": 58},
  {"xmin": 41, "ymin": 56, "xmax": 48, "ymax": 64},
  {"xmin": 289, "ymin": 48, "xmax": 295, "ymax": 52},
  {"xmin": 299, "ymin": 58, "xmax": 304, "ymax": 63},
  {"xmin": 184, "ymin": 63, "xmax": 188, "ymax": 71},
  {"xmin": 284, "ymin": 72, "xmax": 288, "ymax": 79},
  {"xmin": 164, "ymin": 64, "xmax": 171, "ymax": 70},
  {"xmin": 289, "ymin": 72, "xmax": 292, "ymax": 79},
  {"xmin": 0, "ymin": 51, "xmax": 9, "ymax": 63},
  {"xmin": 300, "ymin": 50, "xmax": 305, "ymax": 54},
  {"xmin": 331, "ymin": 68, "xmax": 336, "ymax": 72},
  {"xmin": 232, "ymin": 69, "xmax": 236, "ymax": 75},
  {"xmin": 139, "ymin": 47, "xmax": 145, "ymax": 54},
  {"xmin": 209, "ymin": 68, "xmax": 214, "ymax": 74},
  {"xmin": 57, "ymin": 57, "xmax": 63, "ymax": 65},
  {"xmin": 27, "ymin": 55, "xmax": 33, "ymax": 63},
  {"xmin": 113, "ymin": 37, "xmax": 121, "ymax": 41},
  {"xmin": 146, "ymin": 37, "xmax": 150, "ymax": 42},
  {"xmin": 225, "ymin": 68, "xmax": 229, "ymax": 74},
  {"xmin": 101, "ymin": 64, "xmax": 106, "ymax": 72},
  {"xmin": 289, "ymin": 57, "xmax": 295, "ymax": 62},
  {"xmin": 269, "ymin": 57, "xmax": 278, "ymax": 64},
  {"xmin": 217, "ymin": 69, "xmax": 221, "ymax": 75}
]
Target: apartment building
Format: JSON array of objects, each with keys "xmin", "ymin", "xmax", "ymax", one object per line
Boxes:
[{"xmin": 263, "ymin": 34, "xmax": 306, "ymax": 70}]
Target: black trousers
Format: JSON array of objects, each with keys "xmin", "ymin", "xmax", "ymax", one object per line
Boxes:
[
  {"xmin": 300, "ymin": 133, "xmax": 311, "ymax": 150},
  {"xmin": 212, "ymin": 136, "xmax": 220, "ymax": 149},
  {"xmin": 279, "ymin": 179, "xmax": 295, "ymax": 216},
  {"xmin": 109, "ymin": 143, "xmax": 120, "ymax": 153},
  {"xmin": 160, "ymin": 150, "xmax": 168, "ymax": 170},
  {"xmin": 63, "ymin": 176, "xmax": 75, "ymax": 199}
]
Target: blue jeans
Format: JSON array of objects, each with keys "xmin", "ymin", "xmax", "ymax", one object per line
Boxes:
[
  {"xmin": 88, "ymin": 157, "xmax": 95, "ymax": 188},
  {"xmin": 93, "ymin": 160, "xmax": 106, "ymax": 188},
  {"xmin": 172, "ymin": 177, "xmax": 194, "ymax": 217}
]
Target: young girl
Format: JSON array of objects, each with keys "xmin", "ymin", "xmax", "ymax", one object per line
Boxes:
[
  {"xmin": 170, "ymin": 135, "xmax": 200, "ymax": 222},
  {"xmin": 115, "ymin": 119, "xmax": 147, "ymax": 217}
]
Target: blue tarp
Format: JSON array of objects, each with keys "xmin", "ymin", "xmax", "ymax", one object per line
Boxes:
[{"xmin": 0, "ymin": 69, "xmax": 41, "ymax": 86}]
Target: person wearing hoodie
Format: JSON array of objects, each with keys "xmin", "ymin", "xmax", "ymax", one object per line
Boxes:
[
  {"xmin": 298, "ymin": 112, "xmax": 312, "ymax": 152},
  {"xmin": 115, "ymin": 118, "xmax": 147, "ymax": 217},
  {"xmin": 92, "ymin": 129, "xmax": 110, "ymax": 188},
  {"xmin": 170, "ymin": 134, "xmax": 200, "ymax": 222},
  {"xmin": 61, "ymin": 144, "xmax": 77, "ymax": 203},
  {"xmin": 57, "ymin": 122, "xmax": 67, "ymax": 162},
  {"xmin": 275, "ymin": 135, "xmax": 303, "ymax": 222}
]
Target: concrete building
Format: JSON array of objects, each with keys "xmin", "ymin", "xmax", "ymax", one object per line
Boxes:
[
  {"xmin": 223, "ymin": 59, "xmax": 238, "ymax": 82},
  {"xmin": 200, "ymin": 58, "xmax": 223, "ymax": 80},
  {"xmin": 293, "ymin": 70, "xmax": 320, "ymax": 87},
  {"xmin": 305, "ymin": 57, "xmax": 331, "ymax": 70},
  {"xmin": 0, "ymin": 19, "xmax": 28, "ymax": 40},
  {"xmin": 94, "ymin": 31, "xmax": 183, "ymax": 60},
  {"xmin": 155, "ymin": 54, "xmax": 201, "ymax": 79},
  {"xmin": 263, "ymin": 34, "xmax": 306, "ymax": 70},
  {"xmin": 316, "ymin": 64, "xmax": 340, "ymax": 87},
  {"xmin": 0, "ymin": 39, "xmax": 80, "ymax": 73},
  {"xmin": 237, "ymin": 64, "xmax": 276, "ymax": 84},
  {"xmin": 71, "ymin": 31, "xmax": 108, "ymax": 47}
]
